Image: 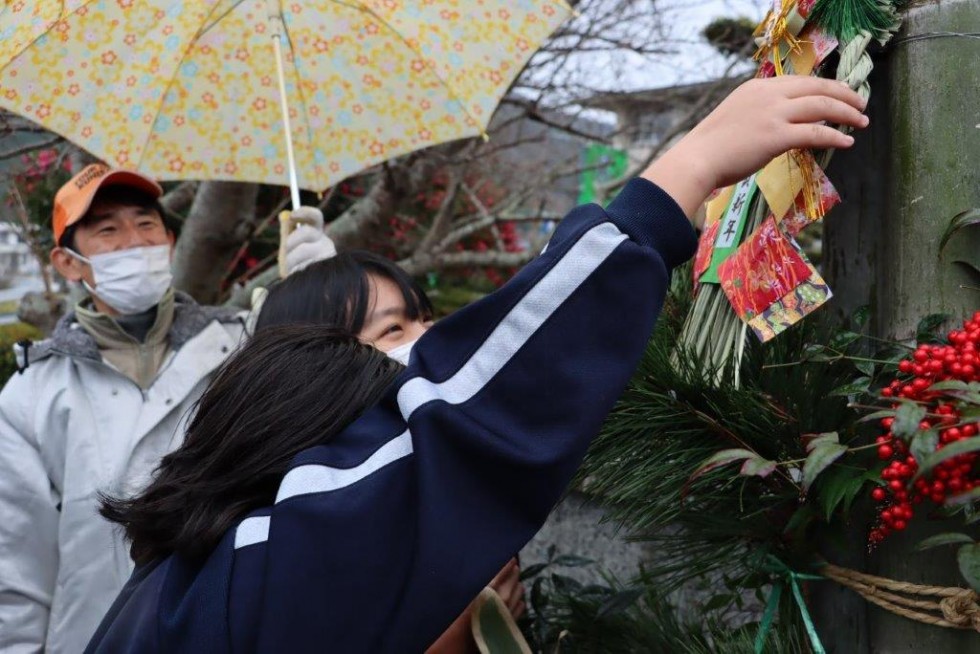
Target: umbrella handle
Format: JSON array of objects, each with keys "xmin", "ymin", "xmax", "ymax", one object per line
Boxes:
[{"xmin": 267, "ymin": 5, "xmax": 301, "ymax": 211}]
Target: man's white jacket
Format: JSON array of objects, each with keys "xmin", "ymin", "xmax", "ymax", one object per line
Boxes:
[{"xmin": 0, "ymin": 293, "xmax": 245, "ymax": 653}]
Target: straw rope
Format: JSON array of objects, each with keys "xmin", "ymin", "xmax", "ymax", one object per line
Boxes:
[
  {"xmin": 822, "ymin": 563, "xmax": 980, "ymax": 632},
  {"xmin": 837, "ymin": 31, "xmax": 875, "ymax": 105}
]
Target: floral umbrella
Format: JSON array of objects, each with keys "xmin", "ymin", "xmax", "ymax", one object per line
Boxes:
[{"xmin": 0, "ymin": 0, "xmax": 570, "ymax": 208}]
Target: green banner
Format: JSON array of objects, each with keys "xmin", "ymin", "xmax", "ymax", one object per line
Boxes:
[{"xmin": 578, "ymin": 143, "xmax": 628, "ymax": 206}]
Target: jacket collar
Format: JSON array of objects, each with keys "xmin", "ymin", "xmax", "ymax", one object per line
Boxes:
[
  {"xmin": 75, "ymin": 288, "xmax": 176, "ymax": 351},
  {"xmin": 16, "ymin": 291, "xmax": 242, "ymax": 370}
]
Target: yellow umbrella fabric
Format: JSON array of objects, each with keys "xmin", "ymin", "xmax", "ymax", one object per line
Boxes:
[{"xmin": 0, "ymin": 1, "xmax": 569, "ymax": 195}]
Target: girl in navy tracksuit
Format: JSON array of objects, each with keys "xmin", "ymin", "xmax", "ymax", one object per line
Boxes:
[{"xmin": 85, "ymin": 77, "xmax": 869, "ymax": 653}]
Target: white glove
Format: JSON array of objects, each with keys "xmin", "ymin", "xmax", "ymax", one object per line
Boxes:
[
  {"xmin": 244, "ymin": 286, "xmax": 269, "ymax": 335},
  {"xmin": 283, "ymin": 206, "xmax": 337, "ymax": 275}
]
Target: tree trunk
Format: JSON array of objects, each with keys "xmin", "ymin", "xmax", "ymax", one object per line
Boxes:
[
  {"xmin": 820, "ymin": 1, "xmax": 980, "ymax": 651},
  {"xmin": 172, "ymin": 181, "xmax": 258, "ymax": 304}
]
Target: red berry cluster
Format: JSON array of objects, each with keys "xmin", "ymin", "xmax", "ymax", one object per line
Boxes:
[{"xmin": 868, "ymin": 311, "xmax": 980, "ymax": 546}]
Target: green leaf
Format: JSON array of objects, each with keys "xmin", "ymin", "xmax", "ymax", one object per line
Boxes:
[
  {"xmin": 803, "ymin": 443, "xmax": 848, "ymax": 490},
  {"xmin": 692, "ymin": 448, "xmax": 759, "ymax": 480},
  {"xmin": 916, "ymin": 436, "xmax": 980, "ymax": 479},
  {"xmin": 957, "ymin": 544, "xmax": 980, "ymax": 593},
  {"xmin": 814, "ymin": 466, "xmax": 877, "ymax": 522},
  {"xmin": 916, "ymin": 313, "xmax": 949, "ymax": 343},
  {"xmin": 946, "ymin": 486, "xmax": 980, "ymax": 508},
  {"xmin": 740, "ymin": 457, "xmax": 777, "ymax": 478},
  {"xmin": 928, "ymin": 381, "xmax": 980, "ymax": 404},
  {"xmin": 855, "ymin": 360, "xmax": 875, "ymax": 377},
  {"xmin": 519, "ymin": 563, "xmax": 549, "ymax": 581},
  {"xmin": 910, "ymin": 429, "xmax": 939, "ymax": 464},
  {"xmin": 858, "ymin": 409, "xmax": 898, "ymax": 424},
  {"xmin": 703, "ymin": 593, "xmax": 735, "ymax": 612},
  {"xmin": 595, "ymin": 588, "xmax": 643, "ymax": 618},
  {"xmin": 784, "ymin": 505, "xmax": 817, "ymax": 535},
  {"xmin": 551, "ymin": 573, "xmax": 582, "ymax": 594},
  {"xmin": 830, "ymin": 331, "xmax": 862, "ymax": 351},
  {"xmin": 938, "ymin": 208, "xmax": 980, "ymax": 254},
  {"xmin": 804, "ymin": 432, "xmax": 840, "ymax": 453},
  {"xmin": 852, "ymin": 305, "xmax": 871, "ymax": 329},
  {"xmin": 893, "ymin": 403, "xmax": 927, "ymax": 440},
  {"xmin": 928, "ymin": 380, "xmax": 980, "ymax": 393},
  {"xmin": 816, "ymin": 469, "xmax": 857, "ymax": 521},
  {"xmin": 803, "ymin": 343, "xmax": 837, "ymax": 362},
  {"xmin": 552, "ymin": 555, "xmax": 594, "ymax": 568},
  {"xmin": 915, "ymin": 533, "xmax": 976, "ymax": 551},
  {"xmin": 845, "ymin": 470, "xmax": 883, "ymax": 514},
  {"xmin": 530, "ymin": 577, "xmax": 547, "ymax": 611},
  {"xmin": 829, "ymin": 377, "xmax": 871, "ymax": 397}
]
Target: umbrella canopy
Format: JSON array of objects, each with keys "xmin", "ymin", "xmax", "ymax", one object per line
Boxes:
[{"xmin": 0, "ymin": 0, "xmax": 569, "ymax": 197}]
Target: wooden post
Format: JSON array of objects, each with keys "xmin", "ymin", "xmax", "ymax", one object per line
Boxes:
[{"xmin": 820, "ymin": 1, "xmax": 980, "ymax": 651}]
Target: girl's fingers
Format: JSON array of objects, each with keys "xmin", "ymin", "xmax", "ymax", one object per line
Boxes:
[
  {"xmin": 489, "ymin": 559, "xmax": 518, "ymax": 587},
  {"xmin": 785, "ymin": 96, "xmax": 869, "ymax": 129},
  {"xmin": 786, "ymin": 123, "xmax": 856, "ymax": 151},
  {"xmin": 507, "ymin": 584, "xmax": 526, "ymax": 614},
  {"xmin": 775, "ymin": 75, "xmax": 866, "ymax": 109}
]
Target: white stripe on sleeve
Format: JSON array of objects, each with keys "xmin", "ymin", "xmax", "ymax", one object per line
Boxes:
[
  {"xmin": 234, "ymin": 516, "xmax": 270, "ymax": 550},
  {"xmin": 396, "ymin": 221, "xmax": 626, "ymax": 419},
  {"xmin": 275, "ymin": 430, "xmax": 413, "ymax": 504}
]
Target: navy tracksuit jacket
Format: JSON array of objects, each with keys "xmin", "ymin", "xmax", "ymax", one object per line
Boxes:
[{"xmin": 85, "ymin": 178, "xmax": 697, "ymax": 653}]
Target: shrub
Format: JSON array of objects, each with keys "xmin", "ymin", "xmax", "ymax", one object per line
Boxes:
[{"xmin": 0, "ymin": 322, "xmax": 43, "ymax": 386}]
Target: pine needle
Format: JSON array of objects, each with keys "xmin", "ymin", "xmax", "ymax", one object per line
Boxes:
[{"xmin": 809, "ymin": 0, "xmax": 901, "ymax": 43}]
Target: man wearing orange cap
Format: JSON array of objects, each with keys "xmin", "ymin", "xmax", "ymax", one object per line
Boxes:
[{"xmin": 0, "ymin": 164, "xmax": 336, "ymax": 652}]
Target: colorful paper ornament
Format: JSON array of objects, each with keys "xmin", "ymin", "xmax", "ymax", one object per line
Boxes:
[
  {"xmin": 746, "ymin": 269, "xmax": 832, "ymax": 342},
  {"xmin": 693, "ymin": 220, "xmax": 721, "ymax": 291},
  {"xmin": 777, "ymin": 167, "xmax": 840, "ymax": 237},
  {"xmin": 788, "ymin": 25, "xmax": 839, "ymax": 75},
  {"xmin": 705, "ymin": 186, "xmax": 736, "ymax": 227},
  {"xmin": 700, "ymin": 175, "xmax": 759, "ymax": 284},
  {"xmin": 718, "ymin": 216, "xmax": 814, "ymax": 323},
  {"xmin": 753, "ymin": 0, "xmax": 808, "ymax": 76}
]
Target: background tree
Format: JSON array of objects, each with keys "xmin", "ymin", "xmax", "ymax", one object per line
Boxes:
[{"xmin": 1, "ymin": 0, "xmax": 747, "ymax": 316}]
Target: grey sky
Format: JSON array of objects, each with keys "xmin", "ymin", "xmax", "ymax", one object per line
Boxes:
[{"xmin": 595, "ymin": 0, "xmax": 767, "ymax": 91}]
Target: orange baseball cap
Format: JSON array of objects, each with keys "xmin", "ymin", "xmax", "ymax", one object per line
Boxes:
[{"xmin": 52, "ymin": 164, "xmax": 163, "ymax": 245}]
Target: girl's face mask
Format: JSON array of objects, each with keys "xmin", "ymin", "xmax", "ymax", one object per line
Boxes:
[{"xmin": 385, "ymin": 338, "xmax": 418, "ymax": 366}]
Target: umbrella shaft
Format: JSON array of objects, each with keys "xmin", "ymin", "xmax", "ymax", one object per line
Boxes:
[{"xmin": 267, "ymin": 3, "xmax": 301, "ymax": 210}]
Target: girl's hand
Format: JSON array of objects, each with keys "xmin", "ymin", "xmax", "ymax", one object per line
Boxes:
[
  {"xmin": 488, "ymin": 558, "xmax": 525, "ymax": 620},
  {"xmin": 643, "ymin": 76, "xmax": 869, "ymax": 219},
  {"xmin": 424, "ymin": 558, "xmax": 525, "ymax": 654}
]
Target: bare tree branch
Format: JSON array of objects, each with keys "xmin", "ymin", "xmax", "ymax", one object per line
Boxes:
[
  {"xmin": 160, "ymin": 181, "xmax": 200, "ymax": 215},
  {"xmin": 0, "ymin": 136, "xmax": 63, "ymax": 162},
  {"xmin": 399, "ymin": 249, "xmax": 535, "ymax": 276},
  {"xmin": 415, "ymin": 173, "xmax": 462, "ymax": 254}
]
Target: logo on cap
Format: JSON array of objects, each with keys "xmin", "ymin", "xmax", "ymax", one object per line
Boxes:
[{"xmin": 73, "ymin": 164, "xmax": 110, "ymax": 190}]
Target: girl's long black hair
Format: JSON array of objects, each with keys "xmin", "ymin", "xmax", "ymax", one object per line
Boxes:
[
  {"xmin": 100, "ymin": 325, "xmax": 402, "ymax": 566},
  {"xmin": 254, "ymin": 250, "xmax": 434, "ymax": 333}
]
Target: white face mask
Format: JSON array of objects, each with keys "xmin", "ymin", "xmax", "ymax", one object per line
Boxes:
[
  {"xmin": 386, "ymin": 338, "xmax": 418, "ymax": 366},
  {"xmin": 69, "ymin": 244, "xmax": 173, "ymax": 315}
]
